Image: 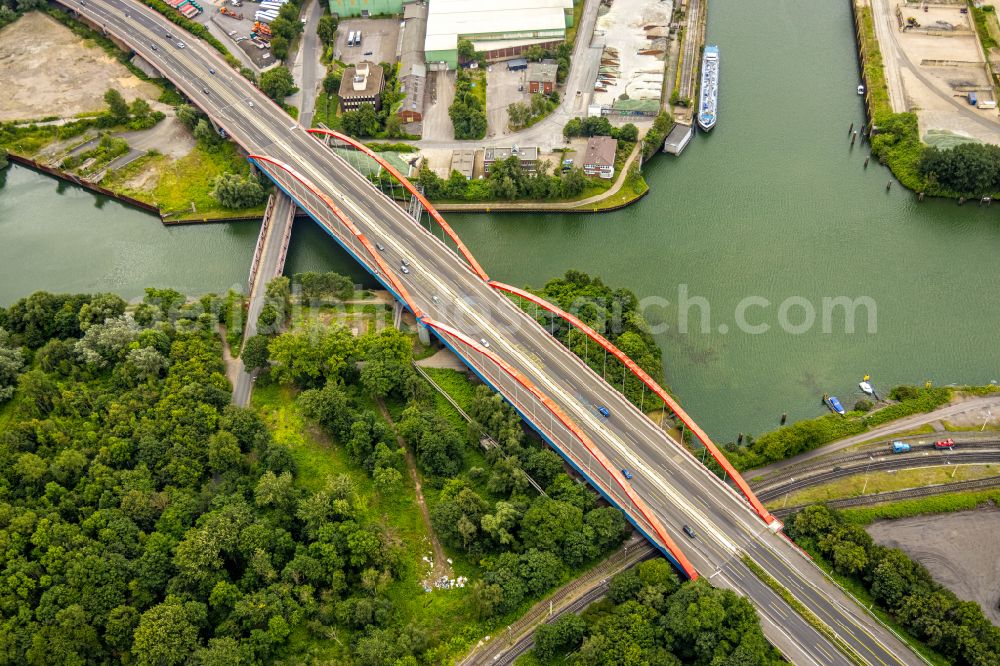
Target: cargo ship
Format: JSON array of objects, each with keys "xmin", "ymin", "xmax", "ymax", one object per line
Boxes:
[{"xmin": 697, "ymin": 45, "xmax": 719, "ymax": 131}]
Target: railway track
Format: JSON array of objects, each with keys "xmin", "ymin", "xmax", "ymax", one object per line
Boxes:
[
  {"xmin": 753, "ymin": 439, "xmax": 1000, "ymax": 489},
  {"xmin": 758, "ymin": 451, "xmax": 1000, "ymax": 502},
  {"xmin": 774, "ymin": 475, "xmax": 1000, "ymax": 519}
]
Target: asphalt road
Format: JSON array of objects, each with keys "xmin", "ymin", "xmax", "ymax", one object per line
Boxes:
[
  {"xmin": 63, "ymin": 3, "xmax": 923, "ymax": 663},
  {"xmin": 747, "ymin": 395, "xmax": 1000, "ymax": 478}
]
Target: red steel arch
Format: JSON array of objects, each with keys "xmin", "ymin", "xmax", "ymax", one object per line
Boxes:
[
  {"xmin": 490, "ymin": 281, "xmax": 778, "ymax": 527},
  {"xmin": 422, "ymin": 317, "xmax": 700, "ymax": 580},
  {"xmin": 248, "ymin": 154, "xmax": 424, "ymax": 320},
  {"xmin": 306, "ymin": 128, "xmax": 490, "ymax": 283}
]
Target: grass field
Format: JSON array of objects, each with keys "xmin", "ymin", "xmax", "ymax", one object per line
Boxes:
[{"xmin": 770, "ymin": 464, "xmax": 1000, "ymax": 508}]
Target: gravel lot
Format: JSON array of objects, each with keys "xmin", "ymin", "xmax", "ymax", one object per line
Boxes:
[
  {"xmin": 867, "ymin": 507, "xmax": 1000, "ymax": 626},
  {"xmin": 0, "ymin": 12, "xmax": 160, "ymax": 122},
  {"xmin": 422, "ymin": 70, "xmax": 456, "ymax": 141}
]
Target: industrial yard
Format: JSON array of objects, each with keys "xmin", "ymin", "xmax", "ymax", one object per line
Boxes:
[
  {"xmin": 591, "ymin": 0, "xmax": 671, "ymax": 117},
  {"xmin": 870, "ymin": 0, "xmax": 1000, "ymax": 145}
]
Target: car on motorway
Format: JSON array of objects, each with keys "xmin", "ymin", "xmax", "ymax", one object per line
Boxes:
[
  {"xmin": 165, "ymin": 32, "xmax": 174, "ymax": 39},
  {"xmin": 150, "ymin": 43, "xmax": 158, "ymax": 51},
  {"xmin": 375, "ymin": 242, "xmax": 385, "ymax": 251},
  {"xmin": 401, "ymin": 259, "xmax": 411, "ymax": 266},
  {"xmin": 432, "ymin": 295, "xmax": 440, "ymax": 304},
  {"xmin": 683, "ymin": 525, "xmax": 696, "ymax": 538},
  {"xmin": 596, "ymin": 405, "xmax": 610, "ymax": 418},
  {"xmin": 621, "ymin": 468, "xmax": 633, "ymax": 480},
  {"xmin": 248, "ymin": 100, "xmax": 255, "ymax": 107},
  {"xmin": 202, "ymin": 88, "xmax": 209, "ymax": 95},
  {"xmin": 209, "ymin": 68, "xmax": 216, "ymax": 75},
  {"xmin": 479, "ymin": 338, "xmax": 490, "ymax": 348},
  {"xmin": 400, "ymin": 265, "xmax": 410, "ymax": 274},
  {"xmin": 176, "ymin": 41, "xmax": 186, "ymax": 49},
  {"xmin": 934, "ymin": 438, "xmax": 955, "ymax": 449}
]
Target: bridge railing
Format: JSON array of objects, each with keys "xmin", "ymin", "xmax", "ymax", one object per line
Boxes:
[
  {"xmin": 422, "ymin": 317, "xmax": 699, "ymax": 580},
  {"xmin": 248, "ymin": 154, "xmax": 424, "ymax": 320},
  {"xmin": 306, "ymin": 128, "xmax": 490, "ymax": 283},
  {"xmin": 490, "ymin": 281, "xmax": 779, "ymax": 528}
]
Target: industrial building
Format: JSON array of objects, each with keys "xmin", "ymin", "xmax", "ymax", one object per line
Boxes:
[
  {"xmin": 338, "ymin": 61, "xmax": 385, "ymax": 111},
  {"xmin": 397, "ymin": 2, "xmax": 428, "ymax": 123},
  {"xmin": 328, "ymin": 0, "xmax": 403, "ymax": 19},
  {"xmin": 526, "ymin": 62, "xmax": 558, "ymax": 94},
  {"xmin": 483, "ymin": 145, "xmax": 538, "ymax": 173},
  {"xmin": 424, "ymin": 0, "xmax": 574, "ymax": 70}
]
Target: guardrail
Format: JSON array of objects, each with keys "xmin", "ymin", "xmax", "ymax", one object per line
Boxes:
[{"xmin": 246, "ymin": 193, "xmax": 276, "ymax": 294}]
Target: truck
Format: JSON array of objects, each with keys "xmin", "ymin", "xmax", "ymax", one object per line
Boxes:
[
  {"xmin": 891, "ymin": 441, "xmax": 911, "ymax": 454},
  {"xmin": 978, "ymin": 99, "xmax": 998, "ymax": 110},
  {"xmin": 347, "ymin": 30, "xmax": 356, "ymax": 46},
  {"xmin": 933, "ymin": 438, "xmax": 955, "ymax": 449},
  {"xmin": 968, "ymin": 91, "xmax": 977, "ymax": 105}
]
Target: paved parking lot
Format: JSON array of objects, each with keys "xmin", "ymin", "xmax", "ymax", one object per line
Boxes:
[
  {"xmin": 335, "ymin": 17, "xmax": 400, "ymax": 67},
  {"xmin": 485, "ymin": 65, "xmax": 529, "ymax": 139}
]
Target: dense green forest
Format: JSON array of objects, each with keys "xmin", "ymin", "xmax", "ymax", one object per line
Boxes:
[
  {"xmin": 788, "ymin": 505, "xmax": 1000, "ymax": 666},
  {"xmin": 0, "ymin": 284, "xmax": 781, "ymax": 664},
  {"xmin": 527, "ymin": 559, "xmax": 784, "ymax": 665}
]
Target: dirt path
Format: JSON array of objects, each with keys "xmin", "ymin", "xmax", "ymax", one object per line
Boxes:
[{"xmin": 375, "ymin": 397, "xmax": 454, "ymax": 585}]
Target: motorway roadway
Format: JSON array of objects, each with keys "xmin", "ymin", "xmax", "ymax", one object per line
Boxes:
[{"xmin": 65, "ymin": 2, "xmax": 922, "ymax": 663}]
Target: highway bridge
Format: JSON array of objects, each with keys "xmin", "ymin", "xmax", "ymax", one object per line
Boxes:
[{"xmin": 61, "ymin": 2, "xmax": 925, "ymax": 662}]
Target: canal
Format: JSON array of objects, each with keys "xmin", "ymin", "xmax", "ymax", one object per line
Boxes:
[{"xmin": 1, "ymin": 0, "xmax": 997, "ymax": 439}]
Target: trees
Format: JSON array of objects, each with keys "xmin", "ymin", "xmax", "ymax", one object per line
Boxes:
[
  {"xmin": 242, "ymin": 334, "xmax": 271, "ymax": 372},
  {"xmin": 322, "ymin": 69, "xmax": 342, "ymax": 97},
  {"xmin": 132, "ymin": 597, "xmax": 204, "ymax": 666},
  {"xmin": 340, "ymin": 103, "xmax": 381, "ymax": 138},
  {"xmin": 193, "ymin": 119, "xmax": 219, "ymax": 145},
  {"xmin": 0, "ymin": 327, "xmax": 24, "ymax": 401},
  {"xmin": 616, "ymin": 122, "xmax": 639, "ymax": 142},
  {"xmin": 918, "ymin": 142, "xmax": 1000, "ymax": 195},
  {"xmin": 209, "ymin": 172, "xmax": 267, "ymax": 209},
  {"xmin": 0, "ymin": 145, "xmax": 8, "ymax": 170},
  {"xmin": 317, "ymin": 15, "xmax": 339, "ymax": 46},
  {"xmin": 449, "ymin": 70, "xmax": 487, "ymax": 139},
  {"xmin": 271, "ymin": 35, "xmax": 289, "ymax": 61},
  {"xmin": 259, "ymin": 66, "xmax": 298, "ymax": 101},
  {"xmin": 104, "ymin": 88, "xmax": 130, "ymax": 121},
  {"xmin": 533, "ymin": 613, "xmax": 586, "ymax": 662},
  {"xmin": 457, "ymin": 38, "xmax": 476, "ymax": 62}
]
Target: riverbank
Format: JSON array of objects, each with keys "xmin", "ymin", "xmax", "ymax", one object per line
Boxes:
[{"xmin": 851, "ymin": 0, "xmax": 1000, "ymax": 199}]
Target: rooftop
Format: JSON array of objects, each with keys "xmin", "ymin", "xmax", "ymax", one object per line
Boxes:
[
  {"xmin": 583, "ymin": 135, "xmax": 617, "ymax": 167},
  {"xmin": 484, "ymin": 145, "xmax": 539, "ymax": 162},
  {"xmin": 526, "ymin": 62, "xmax": 558, "ymax": 83},
  {"xmin": 338, "ymin": 61, "xmax": 384, "ymax": 99},
  {"xmin": 424, "ymin": 0, "xmax": 572, "ymax": 53}
]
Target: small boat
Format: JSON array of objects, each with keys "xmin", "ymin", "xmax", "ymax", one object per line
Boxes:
[
  {"xmin": 824, "ymin": 394, "xmax": 846, "ymax": 416},
  {"xmin": 859, "ymin": 374, "xmax": 881, "ymax": 400},
  {"xmin": 857, "ymin": 84, "xmax": 865, "ymax": 95}
]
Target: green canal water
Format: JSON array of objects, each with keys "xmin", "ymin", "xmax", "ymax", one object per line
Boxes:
[{"xmin": 1, "ymin": 0, "xmax": 997, "ymax": 439}]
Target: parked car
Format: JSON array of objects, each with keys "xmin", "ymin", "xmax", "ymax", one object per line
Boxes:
[{"xmin": 621, "ymin": 468, "xmax": 633, "ymax": 480}]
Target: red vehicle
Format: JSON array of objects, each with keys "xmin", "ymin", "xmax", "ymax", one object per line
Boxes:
[{"xmin": 933, "ymin": 438, "xmax": 955, "ymax": 449}]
